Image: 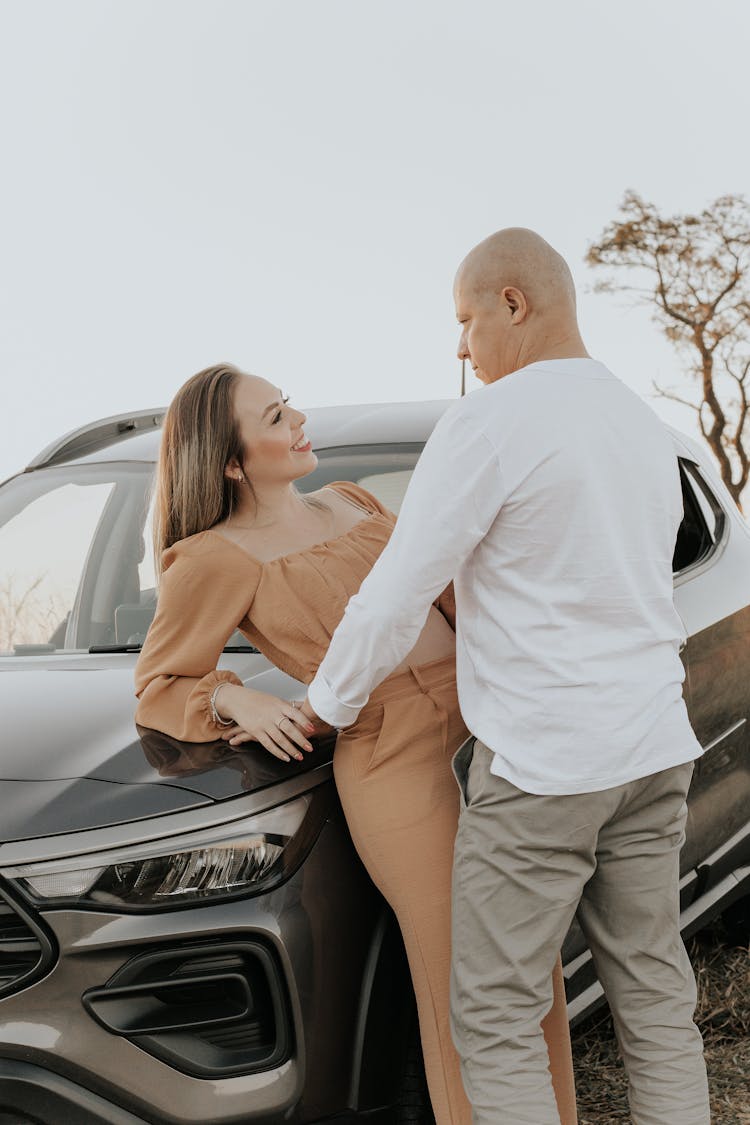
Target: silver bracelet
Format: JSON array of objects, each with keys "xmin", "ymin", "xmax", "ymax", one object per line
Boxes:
[{"xmin": 209, "ymin": 683, "xmax": 234, "ymax": 728}]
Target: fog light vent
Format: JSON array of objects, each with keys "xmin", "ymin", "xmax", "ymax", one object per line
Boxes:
[
  {"xmin": 82, "ymin": 940, "xmax": 292, "ymax": 1078},
  {"xmin": 199, "ymin": 1020, "xmax": 269, "ymax": 1050}
]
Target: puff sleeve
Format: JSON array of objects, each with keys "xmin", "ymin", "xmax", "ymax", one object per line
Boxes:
[{"xmin": 134, "ymin": 534, "xmax": 260, "ymax": 741}]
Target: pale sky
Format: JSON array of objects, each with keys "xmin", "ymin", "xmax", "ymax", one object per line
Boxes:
[{"xmin": 1, "ymin": 0, "xmax": 749, "ymax": 485}]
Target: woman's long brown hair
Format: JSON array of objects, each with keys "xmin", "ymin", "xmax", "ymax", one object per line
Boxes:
[{"xmin": 153, "ymin": 363, "xmax": 246, "ymax": 565}]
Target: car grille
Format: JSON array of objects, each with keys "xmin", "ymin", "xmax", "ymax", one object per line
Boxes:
[{"xmin": 0, "ymin": 885, "xmax": 56, "ymax": 998}]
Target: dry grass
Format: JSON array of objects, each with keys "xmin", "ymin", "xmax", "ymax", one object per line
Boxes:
[{"xmin": 572, "ymin": 918, "xmax": 750, "ymax": 1124}]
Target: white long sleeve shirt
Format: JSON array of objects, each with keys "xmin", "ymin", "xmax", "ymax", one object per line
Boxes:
[{"xmin": 307, "ymin": 359, "xmax": 704, "ymax": 795}]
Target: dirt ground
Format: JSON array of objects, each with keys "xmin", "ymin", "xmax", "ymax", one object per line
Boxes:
[{"xmin": 572, "ymin": 918, "xmax": 750, "ymax": 1124}]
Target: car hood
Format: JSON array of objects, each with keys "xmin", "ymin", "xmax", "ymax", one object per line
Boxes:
[{"xmin": 0, "ymin": 659, "xmax": 334, "ymax": 841}]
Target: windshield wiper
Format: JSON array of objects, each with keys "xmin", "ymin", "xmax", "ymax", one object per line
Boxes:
[
  {"xmin": 89, "ymin": 643, "xmax": 261, "ymax": 655},
  {"xmin": 89, "ymin": 644, "xmax": 144, "ymax": 653}
]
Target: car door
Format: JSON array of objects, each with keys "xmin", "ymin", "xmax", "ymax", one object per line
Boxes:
[
  {"xmin": 564, "ymin": 457, "xmax": 750, "ymax": 1018},
  {"xmin": 674, "ymin": 459, "xmax": 750, "ymax": 888}
]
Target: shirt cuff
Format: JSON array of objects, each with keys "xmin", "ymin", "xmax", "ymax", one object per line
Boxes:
[{"xmin": 307, "ymin": 673, "xmax": 363, "ymax": 730}]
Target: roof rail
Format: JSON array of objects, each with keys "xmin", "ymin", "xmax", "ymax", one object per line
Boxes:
[{"xmin": 26, "ymin": 409, "xmax": 166, "ymax": 470}]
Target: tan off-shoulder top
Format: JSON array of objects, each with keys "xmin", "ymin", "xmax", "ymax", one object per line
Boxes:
[{"xmin": 135, "ymin": 481, "xmax": 453, "ymax": 742}]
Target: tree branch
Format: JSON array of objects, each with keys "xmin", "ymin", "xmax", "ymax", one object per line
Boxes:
[
  {"xmin": 651, "ymin": 382, "xmax": 700, "ymax": 411},
  {"xmin": 588, "ymin": 191, "xmax": 750, "ymax": 503}
]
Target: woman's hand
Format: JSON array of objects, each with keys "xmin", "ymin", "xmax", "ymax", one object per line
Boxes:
[{"xmin": 213, "ymin": 684, "xmax": 317, "ymax": 762}]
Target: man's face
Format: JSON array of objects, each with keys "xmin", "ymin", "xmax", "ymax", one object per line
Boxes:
[{"xmin": 454, "ymin": 279, "xmax": 517, "ymax": 385}]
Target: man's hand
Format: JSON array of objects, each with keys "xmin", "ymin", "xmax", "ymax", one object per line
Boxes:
[
  {"xmin": 300, "ymin": 697, "xmax": 318, "ymax": 724},
  {"xmin": 300, "ymin": 696, "xmax": 336, "ymax": 735}
]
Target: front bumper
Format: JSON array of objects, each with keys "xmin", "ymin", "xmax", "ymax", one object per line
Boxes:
[
  {"xmin": 0, "ymin": 805, "xmax": 386, "ymax": 1125},
  {"xmin": 0, "ymin": 1059, "xmax": 148, "ymax": 1125}
]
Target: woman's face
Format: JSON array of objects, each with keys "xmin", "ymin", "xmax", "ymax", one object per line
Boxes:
[{"xmin": 230, "ymin": 374, "xmax": 318, "ymax": 487}]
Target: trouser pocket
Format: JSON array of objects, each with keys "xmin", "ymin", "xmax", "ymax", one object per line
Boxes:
[{"xmin": 451, "ymin": 735, "xmax": 476, "ymax": 807}]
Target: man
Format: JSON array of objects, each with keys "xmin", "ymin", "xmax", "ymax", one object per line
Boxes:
[{"xmin": 303, "ymin": 228, "xmax": 710, "ymax": 1124}]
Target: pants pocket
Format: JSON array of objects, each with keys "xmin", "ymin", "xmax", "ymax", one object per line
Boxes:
[
  {"xmin": 451, "ymin": 735, "xmax": 476, "ymax": 808},
  {"xmin": 364, "ymin": 700, "xmax": 409, "ymax": 773}
]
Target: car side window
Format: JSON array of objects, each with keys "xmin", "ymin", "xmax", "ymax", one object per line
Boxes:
[
  {"xmin": 298, "ymin": 444, "xmax": 423, "ymax": 514},
  {"xmin": 0, "ymin": 465, "xmax": 158, "ymax": 656},
  {"xmin": 672, "ymin": 461, "xmax": 726, "ymax": 575},
  {"xmin": 355, "ymin": 470, "xmax": 414, "ymax": 514}
]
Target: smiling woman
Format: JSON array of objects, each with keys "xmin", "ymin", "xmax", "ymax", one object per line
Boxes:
[{"xmin": 153, "ymin": 364, "xmax": 330, "ymax": 564}]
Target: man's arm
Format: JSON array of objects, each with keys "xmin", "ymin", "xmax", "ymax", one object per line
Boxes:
[{"xmin": 306, "ymin": 408, "xmax": 505, "ymax": 728}]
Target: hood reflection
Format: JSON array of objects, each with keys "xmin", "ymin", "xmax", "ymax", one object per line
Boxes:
[{"xmin": 136, "ymin": 726, "xmax": 335, "ymax": 796}]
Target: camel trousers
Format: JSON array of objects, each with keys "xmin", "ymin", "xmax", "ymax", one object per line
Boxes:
[{"xmin": 334, "ymin": 657, "xmax": 577, "ymax": 1125}]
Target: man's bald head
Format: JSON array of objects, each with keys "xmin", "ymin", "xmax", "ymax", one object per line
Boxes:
[
  {"xmin": 456, "ymin": 228, "xmax": 576, "ymax": 316},
  {"xmin": 454, "ymin": 227, "xmax": 587, "ymax": 384}
]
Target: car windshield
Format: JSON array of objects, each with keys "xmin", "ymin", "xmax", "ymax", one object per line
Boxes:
[{"xmin": 0, "ymin": 445, "xmax": 423, "ymax": 657}]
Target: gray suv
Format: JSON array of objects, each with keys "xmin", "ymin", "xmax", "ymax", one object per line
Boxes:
[{"xmin": 0, "ymin": 401, "xmax": 748, "ymax": 1124}]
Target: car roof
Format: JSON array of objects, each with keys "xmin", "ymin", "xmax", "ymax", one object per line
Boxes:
[
  {"xmin": 26, "ymin": 400, "xmax": 455, "ymax": 470},
  {"xmin": 23, "ymin": 396, "xmax": 702, "ymax": 475}
]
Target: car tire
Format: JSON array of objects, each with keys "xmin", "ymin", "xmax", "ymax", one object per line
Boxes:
[
  {"xmin": 723, "ymin": 894, "xmax": 750, "ymax": 946},
  {"xmin": 396, "ymin": 1034, "xmax": 435, "ymax": 1125}
]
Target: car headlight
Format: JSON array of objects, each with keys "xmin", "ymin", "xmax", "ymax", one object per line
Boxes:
[{"xmin": 10, "ymin": 796, "xmax": 313, "ymax": 910}]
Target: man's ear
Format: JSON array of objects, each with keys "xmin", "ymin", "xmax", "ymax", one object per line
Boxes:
[{"xmin": 502, "ymin": 286, "xmax": 528, "ymax": 323}]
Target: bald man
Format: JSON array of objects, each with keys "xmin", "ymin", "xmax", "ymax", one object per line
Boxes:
[{"xmin": 305, "ymin": 229, "xmax": 710, "ymax": 1124}]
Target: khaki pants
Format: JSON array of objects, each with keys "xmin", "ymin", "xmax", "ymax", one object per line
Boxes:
[{"xmin": 451, "ymin": 738, "xmax": 710, "ymax": 1125}]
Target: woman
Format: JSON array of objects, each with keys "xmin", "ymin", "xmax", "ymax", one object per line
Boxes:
[{"xmin": 135, "ymin": 364, "xmax": 577, "ymax": 1125}]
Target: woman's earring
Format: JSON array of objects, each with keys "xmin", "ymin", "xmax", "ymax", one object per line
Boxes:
[{"xmin": 237, "ymin": 474, "xmax": 243, "ymax": 483}]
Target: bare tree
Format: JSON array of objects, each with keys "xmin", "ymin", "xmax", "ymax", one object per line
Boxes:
[
  {"xmin": 0, "ymin": 575, "xmax": 44, "ymax": 651},
  {"xmin": 587, "ymin": 191, "xmax": 750, "ymax": 506},
  {"xmin": 0, "ymin": 575, "xmax": 67, "ymax": 652}
]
